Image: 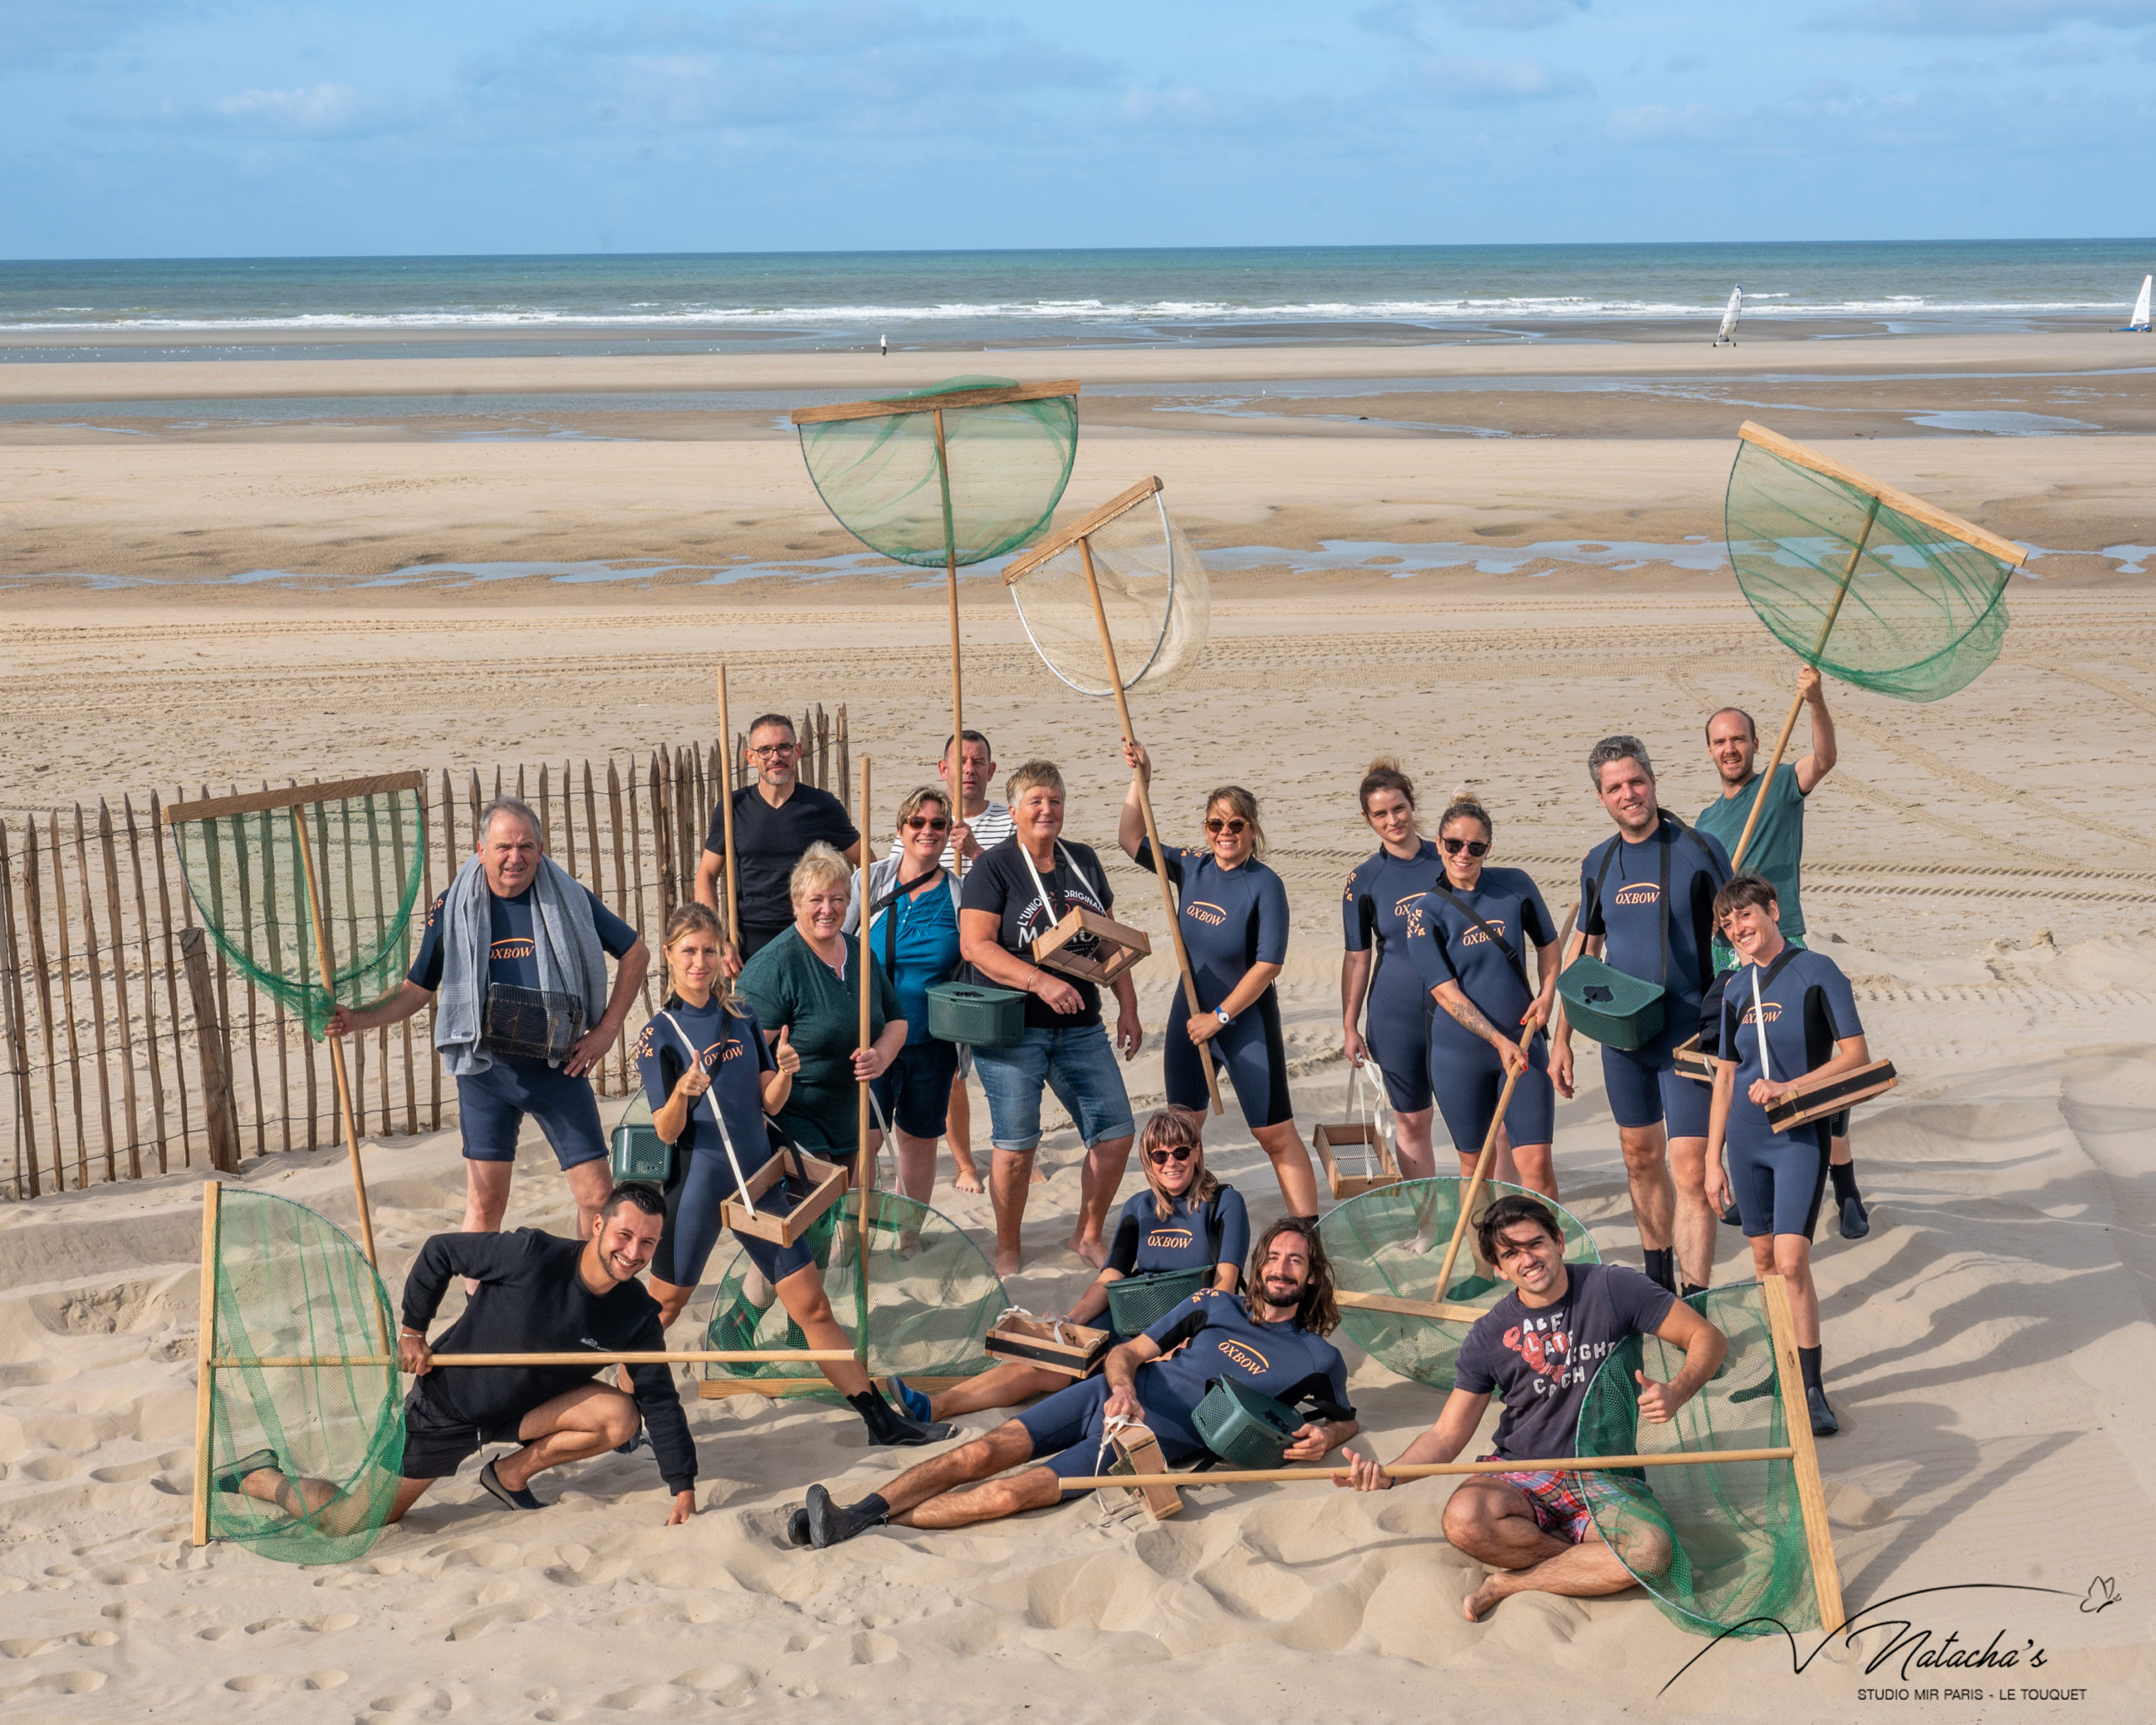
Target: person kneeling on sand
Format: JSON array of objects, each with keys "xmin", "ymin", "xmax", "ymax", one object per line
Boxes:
[
  {"xmin": 788, "ymin": 1219, "xmax": 1358, "ymax": 1548},
  {"xmin": 1339, "ymin": 1194, "xmax": 1726, "ymax": 1622},
  {"xmin": 219, "ymin": 1183, "xmax": 698, "ymax": 1531}
]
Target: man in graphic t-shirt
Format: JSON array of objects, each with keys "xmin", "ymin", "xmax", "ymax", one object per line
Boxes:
[
  {"xmin": 1342, "ymin": 1195, "xmax": 1726, "ymax": 1623},
  {"xmin": 696, "ymin": 713, "xmax": 860, "ymax": 971}
]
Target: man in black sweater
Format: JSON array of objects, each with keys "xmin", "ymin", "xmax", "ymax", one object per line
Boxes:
[{"xmin": 220, "ymin": 1183, "xmax": 697, "ymax": 1530}]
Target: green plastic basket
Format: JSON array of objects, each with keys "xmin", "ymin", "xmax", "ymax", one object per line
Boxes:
[
  {"xmin": 1106, "ymin": 1267, "xmax": 1209, "ymax": 1337},
  {"xmin": 1192, "ymin": 1376, "xmax": 1302, "ymax": 1468},
  {"xmin": 1558, "ymin": 954, "xmax": 1668, "ymax": 1049},
  {"xmin": 610, "ymin": 1092, "xmax": 671, "ymax": 1185},
  {"xmin": 926, "ymin": 980, "xmax": 1027, "ymax": 1047}
]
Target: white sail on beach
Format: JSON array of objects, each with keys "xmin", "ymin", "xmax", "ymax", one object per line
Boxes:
[
  {"xmin": 1714, "ymin": 286, "xmax": 1742, "ymax": 345},
  {"xmin": 2131, "ymin": 275, "xmax": 2153, "ymax": 333}
]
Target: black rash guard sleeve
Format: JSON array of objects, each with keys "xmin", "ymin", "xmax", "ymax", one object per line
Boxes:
[
  {"xmin": 1107, "ymin": 1213, "xmax": 1144, "ymax": 1277},
  {"xmin": 400, "ymin": 1231, "xmax": 536, "ymax": 1332}
]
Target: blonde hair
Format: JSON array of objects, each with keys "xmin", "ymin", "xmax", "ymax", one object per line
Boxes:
[
  {"xmin": 659, "ymin": 902, "xmax": 746, "ymax": 1017},
  {"xmin": 789, "ymin": 841, "xmax": 852, "ymax": 902},
  {"xmin": 1005, "ymin": 760, "xmax": 1065, "ymax": 805},
  {"xmin": 1203, "ymin": 785, "xmax": 1266, "ymax": 859},
  {"xmin": 894, "ymin": 785, "xmax": 951, "ymax": 836},
  {"xmin": 1139, "ymin": 1108, "xmax": 1220, "ymax": 1222}
]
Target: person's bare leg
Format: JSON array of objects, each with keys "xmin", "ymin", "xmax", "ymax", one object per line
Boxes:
[
  {"xmin": 1772, "ymin": 1235, "xmax": 1820, "ymax": 1346},
  {"xmin": 237, "ymin": 1467, "xmax": 431, "ymax": 1536},
  {"xmin": 461, "ymin": 1159, "xmax": 517, "ymax": 1293},
  {"xmin": 946, "ymin": 1076, "xmax": 983, "ymax": 1194},
  {"xmin": 1444, "ymin": 1481, "xmax": 1641, "ymax": 1621},
  {"xmin": 494, "ymin": 1383, "xmax": 642, "ymax": 1493},
  {"xmin": 990, "ymin": 1146, "xmax": 1035, "ymax": 1279},
  {"xmin": 1829, "ymin": 1132, "xmax": 1852, "ymax": 1170},
  {"xmin": 1617, "ymin": 1122, "xmax": 1674, "ymax": 1253},
  {"xmin": 646, "ymin": 1279, "xmax": 693, "ymax": 1328},
  {"xmin": 1511, "ymin": 1142, "xmax": 1558, "ymax": 1202},
  {"xmin": 926, "ymin": 1361, "xmax": 1060, "ymax": 1422},
  {"xmin": 1069, "ymin": 1133, "xmax": 1134, "ymax": 1267},
  {"xmin": 894, "ymin": 1129, "xmax": 938, "ymax": 1204},
  {"xmin": 847, "ymin": 1420, "xmax": 1037, "ymax": 1520},
  {"xmin": 563, "ymin": 1158, "xmax": 616, "ymax": 1242},
  {"xmin": 899, "ymin": 1463, "xmax": 1065, "ymax": 1529},
  {"xmin": 1251, "ymin": 1120, "xmax": 1320, "ymax": 1215},
  {"xmin": 1668, "ymin": 1135, "xmax": 1716, "ymax": 1290},
  {"xmin": 1390, "ymin": 1106, "xmax": 1437, "ymax": 1181},
  {"xmin": 773, "ymin": 1263, "xmax": 871, "ymax": 1398}
]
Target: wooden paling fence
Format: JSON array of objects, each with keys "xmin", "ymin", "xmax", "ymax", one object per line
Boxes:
[{"xmin": 0, "ymin": 707, "xmax": 850, "ymax": 1202}]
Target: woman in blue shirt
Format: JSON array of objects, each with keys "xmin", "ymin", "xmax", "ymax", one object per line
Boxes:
[
  {"xmin": 846, "ymin": 786, "xmax": 965, "ymax": 1207},
  {"xmin": 1704, "ymin": 873, "xmax": 1870, "ymax": 1439},
  {"xmin": 1120, "ymin": 743, "xmax": 1318, "ymax": 1219},
  {"xmin": 1341, "ymin": 761, "xmax": 1443, "ymax": 1179}
]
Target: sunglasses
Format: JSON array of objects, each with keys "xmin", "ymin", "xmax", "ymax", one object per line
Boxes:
[
  {"xmin": 1206, "ymin": 818, "xmax": 1248, "ymax": 836},
  {"xmin": 904, "ymin": 816, "xmax": 952, "ymax": 832},
  {"xmin": 1145, "ymin": 1146, "xmax": 1195, "ymax": 1166},
  {"xmin": 1442, "ymin": 837, "xmax": 1490, "ymax": 857}
]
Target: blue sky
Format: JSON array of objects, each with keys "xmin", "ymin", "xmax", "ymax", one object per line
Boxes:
[{"xmin": 5, "ymin": 0, "xmax": 2154, "ymax": 256}]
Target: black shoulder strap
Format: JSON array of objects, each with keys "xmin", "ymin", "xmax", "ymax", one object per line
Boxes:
[
  {"xmin": 1431, "ymin": 883, "xmax": 1525, "ymax": 982},
  {"xmin": 1203, "ymin": 1192, "xmax": 1224, "ymax": 1264}
]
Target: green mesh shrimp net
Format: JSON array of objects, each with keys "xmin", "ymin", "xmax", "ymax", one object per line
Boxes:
[
  {"xmin": 1004, "ymin": 479, "xmax": 1212, "ymax": 696},
  {"xmin": 795, "ymin": 376, "xmax": 1079, "ymax": 569},
  {"xmin": 1725, "ymin": 424, "xmax": 2021, "ymax": 702},
  {"xmin": 205, "ymin": 1188, "xmax": 403, "ymax": 1563},
  {"xmin": 702, "ymin": 1188, "xmax": 1008, "ymax": 1393},
  {"xmin": 1574, "ymin": 1282, "xmax": 1816, "ymax": 1638},
  {"xmin": 1319, "ymin": 1178, "xmax": 1600, "ymax": 1391},
  {"xmin": 167, "ymin": 778, "xmax": 426, "ymax": 1039}
]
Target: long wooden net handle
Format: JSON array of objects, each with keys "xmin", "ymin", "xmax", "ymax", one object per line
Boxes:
[
  {"xmin": 191, "ymin": 1179, "xmax": 221, "ymax": 1546},
  {"xmin": 1063, "ymin": 1447, "xmax": 1797, "ymax": 1488},
  {"xmin": 207, "ymin": 1349, "xmax": 860, "ymax": 1368},
  {"xmin": 932, "ymin": 409, "xmax": 965, "ymax": 877},
  {"xmin": 291, "ymin": 809, "xmax": 378, "ymax": 1269},
  {"xmin": 856, "ymin": 755, "xmax": 875, "ymax": 1363},
  {"xmin": 716, "ymin": 666, "xmax": 739, "ymax": 946},
  {"xmin": 1763, "ymin": 1270, "xmax": 1846, "ymax": 1632}
]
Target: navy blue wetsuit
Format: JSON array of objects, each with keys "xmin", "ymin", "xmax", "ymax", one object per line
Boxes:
[
  {"xmin": 1343, "ymin": 841, "xmax": 1444, "ymax": 1114},
  {"xmin": 633, "ymin": 1000, "xmax": 809, "ymax": 1288},
  {"xmin": 1103, "ymin": 1184, "xmax": 1251, "ymax": 1341},
  {"xmin": 1576, "ymin": 817, "xmax": 1731, "ymax": 1139},
  {"xmin": 1405, "ymin": 868, "xmax": 1559, "ymax": 1155},
  {"xmin": 1139, "ymin": 841, "xmax": 1294, "ymax": 1128},
  {"xmin": 1717, "ymin": 947, "xmax": 1864, "ymax": 1239},
  {"xmin": 1017, "ymin": 1289, "xmax": 1353, "ymax": 1490}
]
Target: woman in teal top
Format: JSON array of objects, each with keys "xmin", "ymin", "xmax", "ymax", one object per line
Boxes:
[
  {"xmin": 738, "ymin": 841, "xmax": 905, "ymax": 1168},
  {"xmin": 846, "ymin": 785, "xmax": 966, "ymax": 1206}
]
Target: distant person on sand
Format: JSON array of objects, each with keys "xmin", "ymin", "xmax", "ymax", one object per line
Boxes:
[
  {"xmin": 958, "ymin": 760, "xmax": 1142, "ymax": 1278},
  {"xmin": 1549, "ymin": 739, "xmax": 1731, "ymax": 1296},
  {"xmin": 789, "ymin": 1219, "xmax": 1355, "ymax": 1548},
  {"xmin": 331, "ymin": 795, "xmax": 648, "ymax": 1242},
  {"xmin": 218, "ymin": 1184, "xmax": 698, "ymax": 1530},
  {"xmin": 1694, "ymin": 668, "xmax": 1866, "ymax": 1240},
  {"xmin": 696, "ymin": 713, "xmax": 860, "ymax": 972},
  {"xmin": 886, "ymin": 729, "xmax": 1013, "ymax": 1193},
  {"xmin": 1341, "ymin": 1194, "xmax": 1726, "ymax": 1623}
]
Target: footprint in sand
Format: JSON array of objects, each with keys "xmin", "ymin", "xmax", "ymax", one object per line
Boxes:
[
  {"xmin": 367, "ymin": 1689, "xmax": 452, "ymax": 1713},
  {"xmin": 298, "ymin": 1670, "xmax": 348, "ymax": 1690},
  {"xmin": 224, "ymin": 1674, "xmax": 276, "ymax": 1693}
]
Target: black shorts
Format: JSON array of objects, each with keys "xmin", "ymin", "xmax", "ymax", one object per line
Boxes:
[
  {"xmin": 399, "ymin": 1384, "xmax": 527, "ymax": 1481},
  {"xmin": 871, "ymin": 1039, "xmax": 961, "ymax": 1138}
]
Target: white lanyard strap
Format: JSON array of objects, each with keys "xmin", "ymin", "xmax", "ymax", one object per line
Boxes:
[
  {"xmin": 659, "ymin": 1010, "xmax": 756, "ymax": 1213},
  {"xmin": 1748, "ymin": 965, "xmax": 1773, "ymax": 1087},
  {"xmin": 1017, "ymin": 841, "xmax": 1101, "ymax": 929}
]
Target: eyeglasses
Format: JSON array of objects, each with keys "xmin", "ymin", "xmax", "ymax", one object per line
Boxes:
[
  {"xmin": 1206, "ymin": 818, "xmax": 1248, "ymax": 836},
  {"xmin": 1442, "ymin": 837, "xmax": 1490, "ymax": 857},
  {"xmin": 905, "ymin": 816, "xmax": 952, "ymax": 832},
  {"xmin": 745, "ymin": 743, "xmax": 797, "ymax": 760},
  {"xmin": 1145, "ymin": 1146, "xmax": 1195, "ymax": 1166}
]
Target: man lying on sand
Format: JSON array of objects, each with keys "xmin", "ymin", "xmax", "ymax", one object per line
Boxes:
[
  {"xmin": 789, "ymin": 1219, "xmax": 1358, "ymax": 1547},
  {"xmin": 1340, "ymin": 1194, "xmax": 1726, "ymax": 1621},
  {"xmin": 219, "ymin": 1183, "xmax": 697, "ymax": 1531}
]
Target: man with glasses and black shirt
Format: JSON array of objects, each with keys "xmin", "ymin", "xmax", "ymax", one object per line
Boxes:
[{"xmin": 697, "ymin": 713, "xmax": 860, "ymax": 972}]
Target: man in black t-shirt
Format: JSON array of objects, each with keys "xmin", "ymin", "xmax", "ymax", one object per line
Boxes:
[
  {"xmin": 1341, "ymin": 1195, "xmax": 1726, "ymax": 1623},
  {"xmin": 696, "ymin": 713, "xmax": 860, "ymax": 972}
]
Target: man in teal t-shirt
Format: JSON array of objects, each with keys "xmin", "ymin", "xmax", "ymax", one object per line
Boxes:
[{"xmin": 1696, "ymin": 665, "xmax": 1868, "ymax": 1241}]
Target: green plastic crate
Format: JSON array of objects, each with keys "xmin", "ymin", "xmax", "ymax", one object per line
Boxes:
[
  {"xmin": 610, "ymin": 1092, "xmax": 671, "ymax": 1186},
  {"xmin": 1192, "ymin": 1376, "xmax": 1303, "ymax": 1469},
  {"xmin": 926, "ymin": 980, "xmax": 1027, "ymax": 1048},
  {"xmin": 1106, "ymin": 1267, "xmax": 1209, "ymax": 1337},
  {"xmin": 1557, "ymin": 954, "xmax": 1668, "ymax": 1049}
]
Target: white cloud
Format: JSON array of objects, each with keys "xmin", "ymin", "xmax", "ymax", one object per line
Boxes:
[
  {"xmin": 1418, "ymin": 53, "xmax": 1590, "ymax": 102},
  {"xmin": 1607, "ymin": 101, "xmax": 1730, "ymax": 143}
]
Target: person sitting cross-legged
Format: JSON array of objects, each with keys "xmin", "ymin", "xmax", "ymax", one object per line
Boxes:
[
  {"xmin": 1339, "ymin": 1194, "xmax": 1726, "ymax": 1623},
  {"xmin": 788, "ymin": 1218, "xmax": 1358, "ymax": 1548},
  {"xmin": 219, "ymin": 1184, "xmax": 699, "ymax": 1532}
]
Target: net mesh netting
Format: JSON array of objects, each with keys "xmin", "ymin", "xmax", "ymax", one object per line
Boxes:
[
  {"xmin": 170, "ymin": 786, "xmax": 425, "ymax": 1039},
  {"xmin": 702, "ymin": 1188, "xmax": 1007, "ymax": 1391},
  {"xmin": 1724, "ymin": 434, "xmax": 2015, "ymax": 702},
  {"xmin": 1006, "ymin": 488, "xmax": 1211, "ymax": 695},
  {"xmin": 1319, "ymin": 1178, "xmax": 1599, "ymax": 1391},
  {"xmin": 205, "ymin": 1190, "xmax": 403, "ymax": 1563},
  {"xmin": 1575, "ymin": 1282, "xmax": 1816, "ymax": 1638},
  {"xmin": 798, "ymin": 376, "xmax": 1078, "ymax": 569}
]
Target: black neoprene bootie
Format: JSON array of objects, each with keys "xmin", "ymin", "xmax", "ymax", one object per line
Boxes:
[
  {"xmin": 848, "ymin": 1386, "xmax": 957, "ymax": 1447},
  {"xmin": 805, "ymin": 1484, "xmax": 889, "ymax": 1549}
]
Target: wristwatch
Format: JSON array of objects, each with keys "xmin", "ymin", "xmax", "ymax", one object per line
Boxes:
[{"xmin": 1215, "ymin": 1008, "xmax": 1235, "ymax": 1027}]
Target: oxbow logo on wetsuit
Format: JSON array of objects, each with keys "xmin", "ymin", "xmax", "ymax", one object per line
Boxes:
[
  {"xmin": 1460, "ymin": 919, "xmax": 1510, "ymax": 948},
  {"xmin": 1186, "ymin": 900, "xmax": 1227, "ymax": 927},
  {"xmin": 1613, "ymin": 884, "xmax": 1660, "ymax": 907},
  {"xmin": 491, "ymin": 937, "xmax": 536, "ymax": 961},
  {"xmin": 1391, "ymin": 893, "xmax": 1421, "ymax": 918},
  {"xmin": 1146, "ymin": 1227, "xmax": 1195, "ymax": 1251},
  {"xmin": 1217, "ymin": 1340, "xmax": 1271, "ymax": 1375},
  {"xmin": 1740, "ymin": 1002, "xmax": 1783, "ymax": 1024}
]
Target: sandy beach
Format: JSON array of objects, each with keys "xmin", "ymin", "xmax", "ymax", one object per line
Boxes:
[{"xmin": 3, "ymin": 328, "xmax": 2153, "ymax": 1722}]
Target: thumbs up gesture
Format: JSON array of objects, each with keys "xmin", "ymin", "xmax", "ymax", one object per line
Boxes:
[{"xmin": 772, "ymin": 1024, "xmax": 802, "ymax": 1076}]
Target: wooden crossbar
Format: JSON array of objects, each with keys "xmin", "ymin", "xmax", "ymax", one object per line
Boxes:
[
  {"xmin": 1063, "ymin": 1449, "xmax": 1797, "ymax": 1488},
  {"xmin": 1002, "ymin": 476, "xmax": 1163, "ymax": 582},
  {"xmin": 791, "ymin": 380, "xmax": 1081, "ymax": 425},
  {"xmin": 1334, "ymin": 1288, "xmax": 1487, "ymax": 1325},
  {"xmin": 1737, "ymin": 421, "xmax": 2028, "ymax": 568},
  {"xmin": 208, "ymin": 1350, "xmax": 857, "ymax": 1368},
  {"xmin": 162, "ymin": 772, "xmax": 427, "ymax": 825}
]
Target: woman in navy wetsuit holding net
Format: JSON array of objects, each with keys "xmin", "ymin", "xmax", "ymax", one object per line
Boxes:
[{"xmin": 1120, "ymin": 742, "xmax": 1319, "ymax": 1220}]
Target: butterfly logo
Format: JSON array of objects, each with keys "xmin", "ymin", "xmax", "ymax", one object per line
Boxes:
[{"xmin": 2082, "ymin": 1575, "xmax": 2121, "ymax": 1614}]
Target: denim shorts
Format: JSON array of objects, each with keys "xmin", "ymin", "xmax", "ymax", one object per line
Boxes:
[
  {"xmin": 456, "ymin": 1056, "xmax": 606, "ymax": 1168},
  {"xmin": 871, "ymin": 1039, "xmax": 961, "ymax": 1139},
  {"xmin": 972, "ymin": 1023, "xmax": 1135, "ymax": 1152}
]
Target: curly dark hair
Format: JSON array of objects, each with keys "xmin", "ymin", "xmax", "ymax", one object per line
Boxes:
[
  {"xmin": 1474, "ymin": 1194, "xmax": 1563, "ymax": 1268},
  {"xmin": 1244, "ymin": 1216, "xmax": 1338, "ymax": 1337}
]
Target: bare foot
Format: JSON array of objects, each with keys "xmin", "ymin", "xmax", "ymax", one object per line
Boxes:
[
  {"xmin": 953, "ymin": 1162, "xmax": 985, "ymax": 1195},
  {"xmin": 994, "ymin": 1245, "xmax": 1022, "ymax": 1279},
  {"xmin": 1029, "ymin": 1163, "xmax": 1048, "ymax": 1187},
  {"xmin": 1066, "ymin": 1233, "xmax": 1108, "ymax": 1269},
  {"xmin": 1461, "ymin": 1575, "xmax": 1513, "ymax": 1621}
]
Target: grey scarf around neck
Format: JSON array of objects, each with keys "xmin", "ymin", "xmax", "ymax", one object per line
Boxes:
[{"xmin": 434, "ymin": 852, "xmax": 609, "ymax": 1076}]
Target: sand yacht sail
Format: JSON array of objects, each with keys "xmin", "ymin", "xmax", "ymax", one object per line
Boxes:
[{"xmin": 2129, "ymin": 274, "xmax": 2153, "ymax": 334}]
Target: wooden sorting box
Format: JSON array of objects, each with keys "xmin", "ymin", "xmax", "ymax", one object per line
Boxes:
[
  {"xmin": 1766, "ymin": 1057, "xmax": 1897, "ymax": 1132},
  {"xmin": 720, "ymin": 1148, "xmax": 846, "ymax": 1247},
  {"xmin": 1106, "ymin": 1423, "xmax": 1182, "ymax": 1519},
  {"xmin": 985, "ymin": 1311, "xmax": 1111, "ymax": 1379},
  {"xmin": 1033, "ymin": 905, "xmax": 1150, "ymax": 985},
  {"xmin": 1673, "ymin": 1033, "xmax": 1716, "ymax": 1087},
  {"xmin": 1313, "ymin": 1120, "xmax": 1399, "ymax": 1199}
]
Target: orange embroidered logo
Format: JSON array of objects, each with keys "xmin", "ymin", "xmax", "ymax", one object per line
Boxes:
[
  {"xmin": 1741, "ymin": 1002, "xmax": 1783, "ymax": 1025},
  {"xmin": 1460, "ymin": 918, "xmax": 1509, "ymax": 948},
  {"xmin": 1187, "ymin": 900, "xmax": 1227, "ymax": 927},
  {"xmin": 491, "ymin": 937, "xmax": 536, "ymax": 961},
  {"xmin": 1613, "ymin": 884, "xmax": 1659, "ymax": 906},
  {"xmin": 1147, "ymin": 1228, "xmax": 1195, "ymax": 1251},
  {"xmin": 1218, "ymin": 1340, "xmax": 1271, "ymax": 1375},
  {"xmin": 1392, "ymin": 893, "xmax": 1422, "ymax": 918}
]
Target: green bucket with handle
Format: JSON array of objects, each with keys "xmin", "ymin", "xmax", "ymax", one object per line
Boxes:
[
  {"xmin": 609, "ymin": 1093, "xmax": 672, "ymax": 1185},
  {"xmin": 1192, "ymin": 1376, "xmax": 1303, "ymax": 1469},
  {"xmin": 1106, "ymin": 1268, "xmax": 1209, "ymax": 1337},
  {"xmin": 1557, "ymin": 954, "xmax": 1666, "ymax": 1049},
  {"xmin": 926, "ymin": 980, "xmax": 1028, "ymax": 1048}
]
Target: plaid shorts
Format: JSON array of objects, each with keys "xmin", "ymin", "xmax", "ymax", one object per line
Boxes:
[{"xmin": 1481, "ymin": 1455, "xmax": 1631, "ymax": 1545}]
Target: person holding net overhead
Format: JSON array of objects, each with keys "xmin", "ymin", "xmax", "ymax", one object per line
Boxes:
[
  {"xmin": 960, "ymin": 760, "xmax": 1142, "ymax": 1278},
  {"xmin": 1342, "ymin": 761, "xmax": 1445, "ymax": 1179},
  {"xmin": 1117, "ymin": 742, "xmax": 1318, "ymax": 1219},
  {"xmin": 1703, "ymin": 874, "xmax": 1870, "ymax": 1437},
  {"xmin": 697, "ymin": 713, "xmax": 861, "ymax": 973},
  {"xmin": 633, "ymin": 903, "xmax": 953, "ymax": 1447},
  {"xmin": 887, "ymin": 1108, "xmax": 1250, "ymax": 1426},
  {"xmin": 1339, "ymin": 1194, "xmax": 1726, "ymax": 1623},
  {"xmin": 331, "ymin": 796, "xmax": 649, "ymax": 1243},
  {"xmin": 1403, "ymin": 794, "xmax": 1562, "ymax": 1199}
]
